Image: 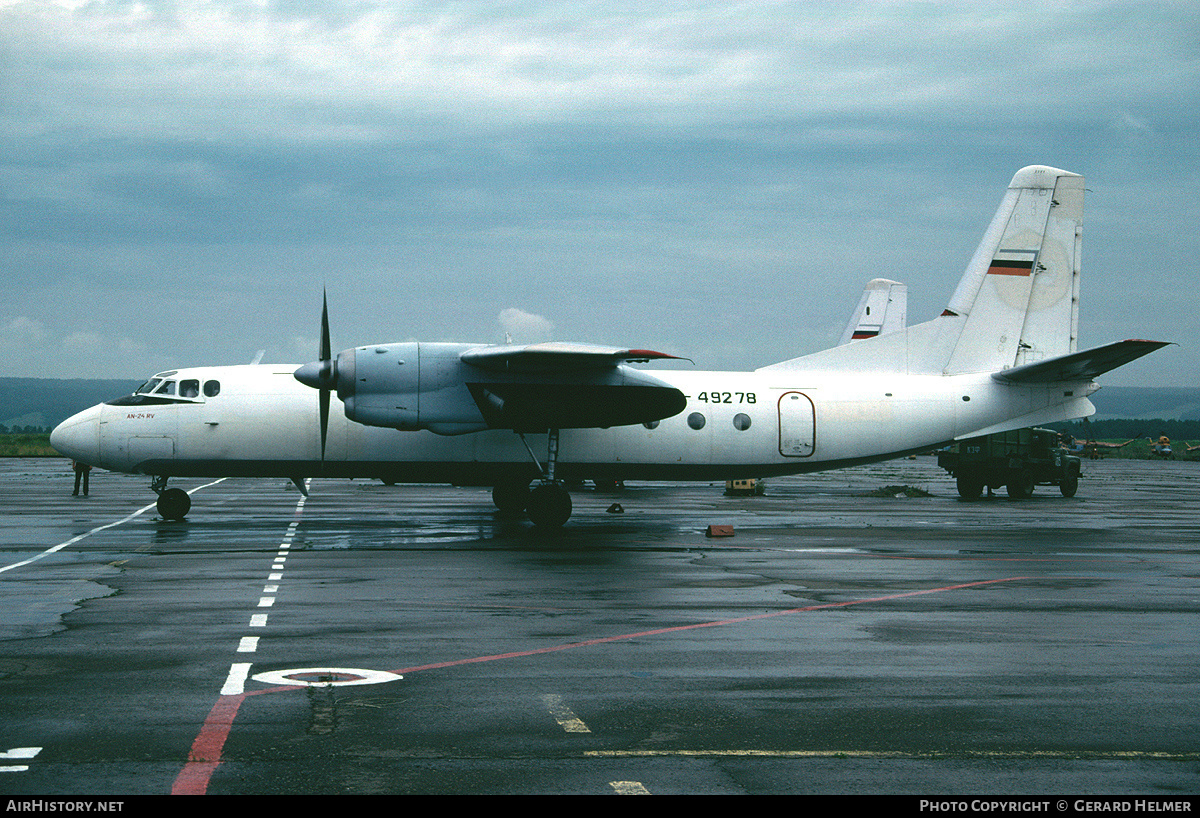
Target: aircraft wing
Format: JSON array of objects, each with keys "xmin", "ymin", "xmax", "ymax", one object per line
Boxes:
[
  {"xmin": 461, "ymin": 342, "xmax": 684, "ymax": 373},
  {"xmin": 992, "ymin": 339, "xmax": 1171, "ymax": 384},
  {"xmin": 460, "ymin": 342, "xmax": 688, "ymax": 432}
]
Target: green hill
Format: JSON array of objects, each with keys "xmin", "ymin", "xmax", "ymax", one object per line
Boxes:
[
  {"xmin": 1088, "ymin": 386, "xmax": 1200, "ymax": 421},
  {"xmin": 1, "ymin": 378, "xmax": 140, "ymax": 432}
]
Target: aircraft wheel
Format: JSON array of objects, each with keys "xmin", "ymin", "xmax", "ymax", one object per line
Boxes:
[
  {"xmin": 157, "ymin": 487, "xmax": 191, "ymax": 521},
  {"xmin": 956, "ymin": 473, "xmax": 984, "ymax": 499},
  {"xmin": 1006, "ymin": 471, "xmax": 1035, "ymax": 499},
  {"xmin": 1059, "ymin": 471, "xmax": 1079, "ymax": 498},
  {"xmin": 492, "ymin": 480, "xmax": 530, "ymax": 515},
  {"xmin": 526, "ymin": 483, "xmax": 572, "ymax": 528}
]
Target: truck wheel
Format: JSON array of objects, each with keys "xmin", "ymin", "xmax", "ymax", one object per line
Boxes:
[
  {"xmin": 956, "ymin": 474, "xmax": 984, "ymax": 499},
  {"xmin": 1059, "ymin": 471, "xmax": 1079, "ymax": 498},
  {"xmin": 1006, "ymin": 471, "xmax": 1035, "ymax": 499}
]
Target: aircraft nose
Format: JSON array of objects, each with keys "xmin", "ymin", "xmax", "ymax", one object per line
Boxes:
[{"xmin": 50, "ymin": 405, "xmax": 102, "ymax": 465}]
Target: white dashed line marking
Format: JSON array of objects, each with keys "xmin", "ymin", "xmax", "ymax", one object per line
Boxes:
[
  {"xmin": 221, "ymin": 663, "xmax": 252, "ymax": 696},
  {"xmin": 0, "ymin": 747, "xmax": 42, "ymax": 774},
  {"xmin": 237, "ymin": 637, "xmax": 259, "ymax": 653}
]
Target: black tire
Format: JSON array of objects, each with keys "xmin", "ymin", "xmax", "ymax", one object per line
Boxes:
[
  {"xmin": 492, "ymin": 480, "xmax": 531, "ymax": 515},
  {"xmin": 526, "ymin": 483, "xmax": 572, "ymax": 528},
  {"xmin": 157, "ymin": 487, "xmax": 191, "ymax": 520},
  {"xmin": 1006, "ymin": 471, "xmax": 1035, "ymax": 499},
  {"xmin": 1060, "ymin": 471, "xmax": 1079, "ymax": 498},
  {"xmin": 956, "ymin": 473, "xmax": 984, "ymax": 499}
]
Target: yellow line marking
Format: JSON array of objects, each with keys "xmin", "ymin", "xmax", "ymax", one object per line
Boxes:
[
  {"xmin": 586, "ymin": 749, "xmax": 1200, "ymax": 759},
  {"xmin": 543, "ymin": 694, "xmax": 592, "ymax": 733},
  {"xmin": 610, "ymin": 781, "xmax": 650, "ymax": 794}
]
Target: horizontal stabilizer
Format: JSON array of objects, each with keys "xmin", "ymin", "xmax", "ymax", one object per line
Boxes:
[
  {"xmin": 462, "ymin": 342, "xmax": 685, "ymax": 373},
  {"xmin": 992, "ymin": 339, "xmax": 1171, "ymax": 384}
]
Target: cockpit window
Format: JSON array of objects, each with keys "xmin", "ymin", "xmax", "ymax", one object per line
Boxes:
[
  {"xmin": 203, "ymin": 380, "xmax": 220, "ymax": 397},
  {"xmin": 109, "ymin": 373, "xmax": 204, "ymax": 407}
]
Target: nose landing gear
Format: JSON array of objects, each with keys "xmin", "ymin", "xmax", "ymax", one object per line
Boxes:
[{"xmin": 151, "ymin": 476, "xmax": 191, "ymax": 521}]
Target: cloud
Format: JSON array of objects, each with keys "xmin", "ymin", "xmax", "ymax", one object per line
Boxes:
[
  {"xmin": 61, "ymin": 331, "xmax": 106, "ymax": 356},
  {"xmin": 0, "ymin": 2, "xmax": 1196, "ymax": 386},
  {"xmin": 498, "ymin": 308, "xmax": 554, "ymax": 343},
  {"xmin": 2, "ymin": 316, "xmax": 47, "ymax": 344}
]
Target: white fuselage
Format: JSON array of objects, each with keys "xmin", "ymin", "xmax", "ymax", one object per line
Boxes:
[{"xmin": 50, "ymin": 362, "xmax": 1088, "ymax": 485}]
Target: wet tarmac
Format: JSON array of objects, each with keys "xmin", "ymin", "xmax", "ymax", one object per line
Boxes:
[{"xmin": 2, "ymin": 456, "xmax": 1199, "ymax": 795}]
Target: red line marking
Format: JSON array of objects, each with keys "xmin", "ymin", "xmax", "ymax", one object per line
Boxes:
[
  {"xmin": 172, "ymin": 693, "xmax": 246, "ymax": 795},
  {"xmin": 388, "ymin": 576, "xmax": 1029, "ymax": 675},
  {"xmin": 172, "ymin": 575, "xmax": 1028, "ymax": 794}
]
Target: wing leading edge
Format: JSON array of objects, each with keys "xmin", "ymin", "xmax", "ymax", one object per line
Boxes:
[{"xmin": 461, "ymin": 342, "xmax": 686, "ymax": 373}]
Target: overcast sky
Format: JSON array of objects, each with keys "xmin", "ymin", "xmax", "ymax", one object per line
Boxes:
[{"xmin": 1, "ymin": 1, "xmax": 1195, "ymax": 387}]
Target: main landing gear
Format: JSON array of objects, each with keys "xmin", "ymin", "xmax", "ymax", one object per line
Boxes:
[
  {"xmin": 494, "ymin": 429, "xmax": 574, "ymax": 528},
  {"xmin": 152, "ymin": 476, "xmax": 190, "ymax": 521}
]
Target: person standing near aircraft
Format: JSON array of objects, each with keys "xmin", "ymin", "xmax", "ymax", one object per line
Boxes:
[{"xmin": 71, "ymin": 459, "xmax": 91, "ymax": 496}]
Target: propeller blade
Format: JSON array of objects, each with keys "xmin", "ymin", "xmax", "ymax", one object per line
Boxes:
[
  {"xmin": 320, "ymin": 289, "xmax": 331, "ymax": 363},
  {"xmin": 319, "ymin": 387, "xmax": 330, "ymax": 463},
  {"xmin": 293, "ymin": 290, "xmax": 336, "ymax": 465},
  {"xmin": 318, "ymin": 290, "xmax": 332, "ymax": 465}
]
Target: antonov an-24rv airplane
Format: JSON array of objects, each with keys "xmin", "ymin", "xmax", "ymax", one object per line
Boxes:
[{"xmin": 51, "ymin": 166, "xmax": 1168, "ymax": 526}]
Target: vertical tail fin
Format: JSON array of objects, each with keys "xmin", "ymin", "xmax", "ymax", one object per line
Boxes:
[
  {"xmin": 838, "ymin": 278, "xmax": 907, "ymax": 345},
  {"xmin": 941, "ymin": 165, "xmax": 1083, "ymax": 374},
  {"xmin": 759, "ymin": 166, "xmax": 1090, "ymax": 378}
]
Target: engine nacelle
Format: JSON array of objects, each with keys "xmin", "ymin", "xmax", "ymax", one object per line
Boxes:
[
  {"xmin": 337, "ymin": 342, "xmax": 490, "ymax": 435},
  {"xmin": 328, "ymin": 341, "xmax": 687, "ymax": 435}
]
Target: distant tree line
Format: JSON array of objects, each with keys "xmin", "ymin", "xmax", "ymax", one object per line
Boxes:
[
  {"xmin": 1048, "ymin": 418, "xmax": 1200, "ymax": 441},
  {"xmin": 0, "ymin": 425, "xmax": 50, "ymax": 434}
]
